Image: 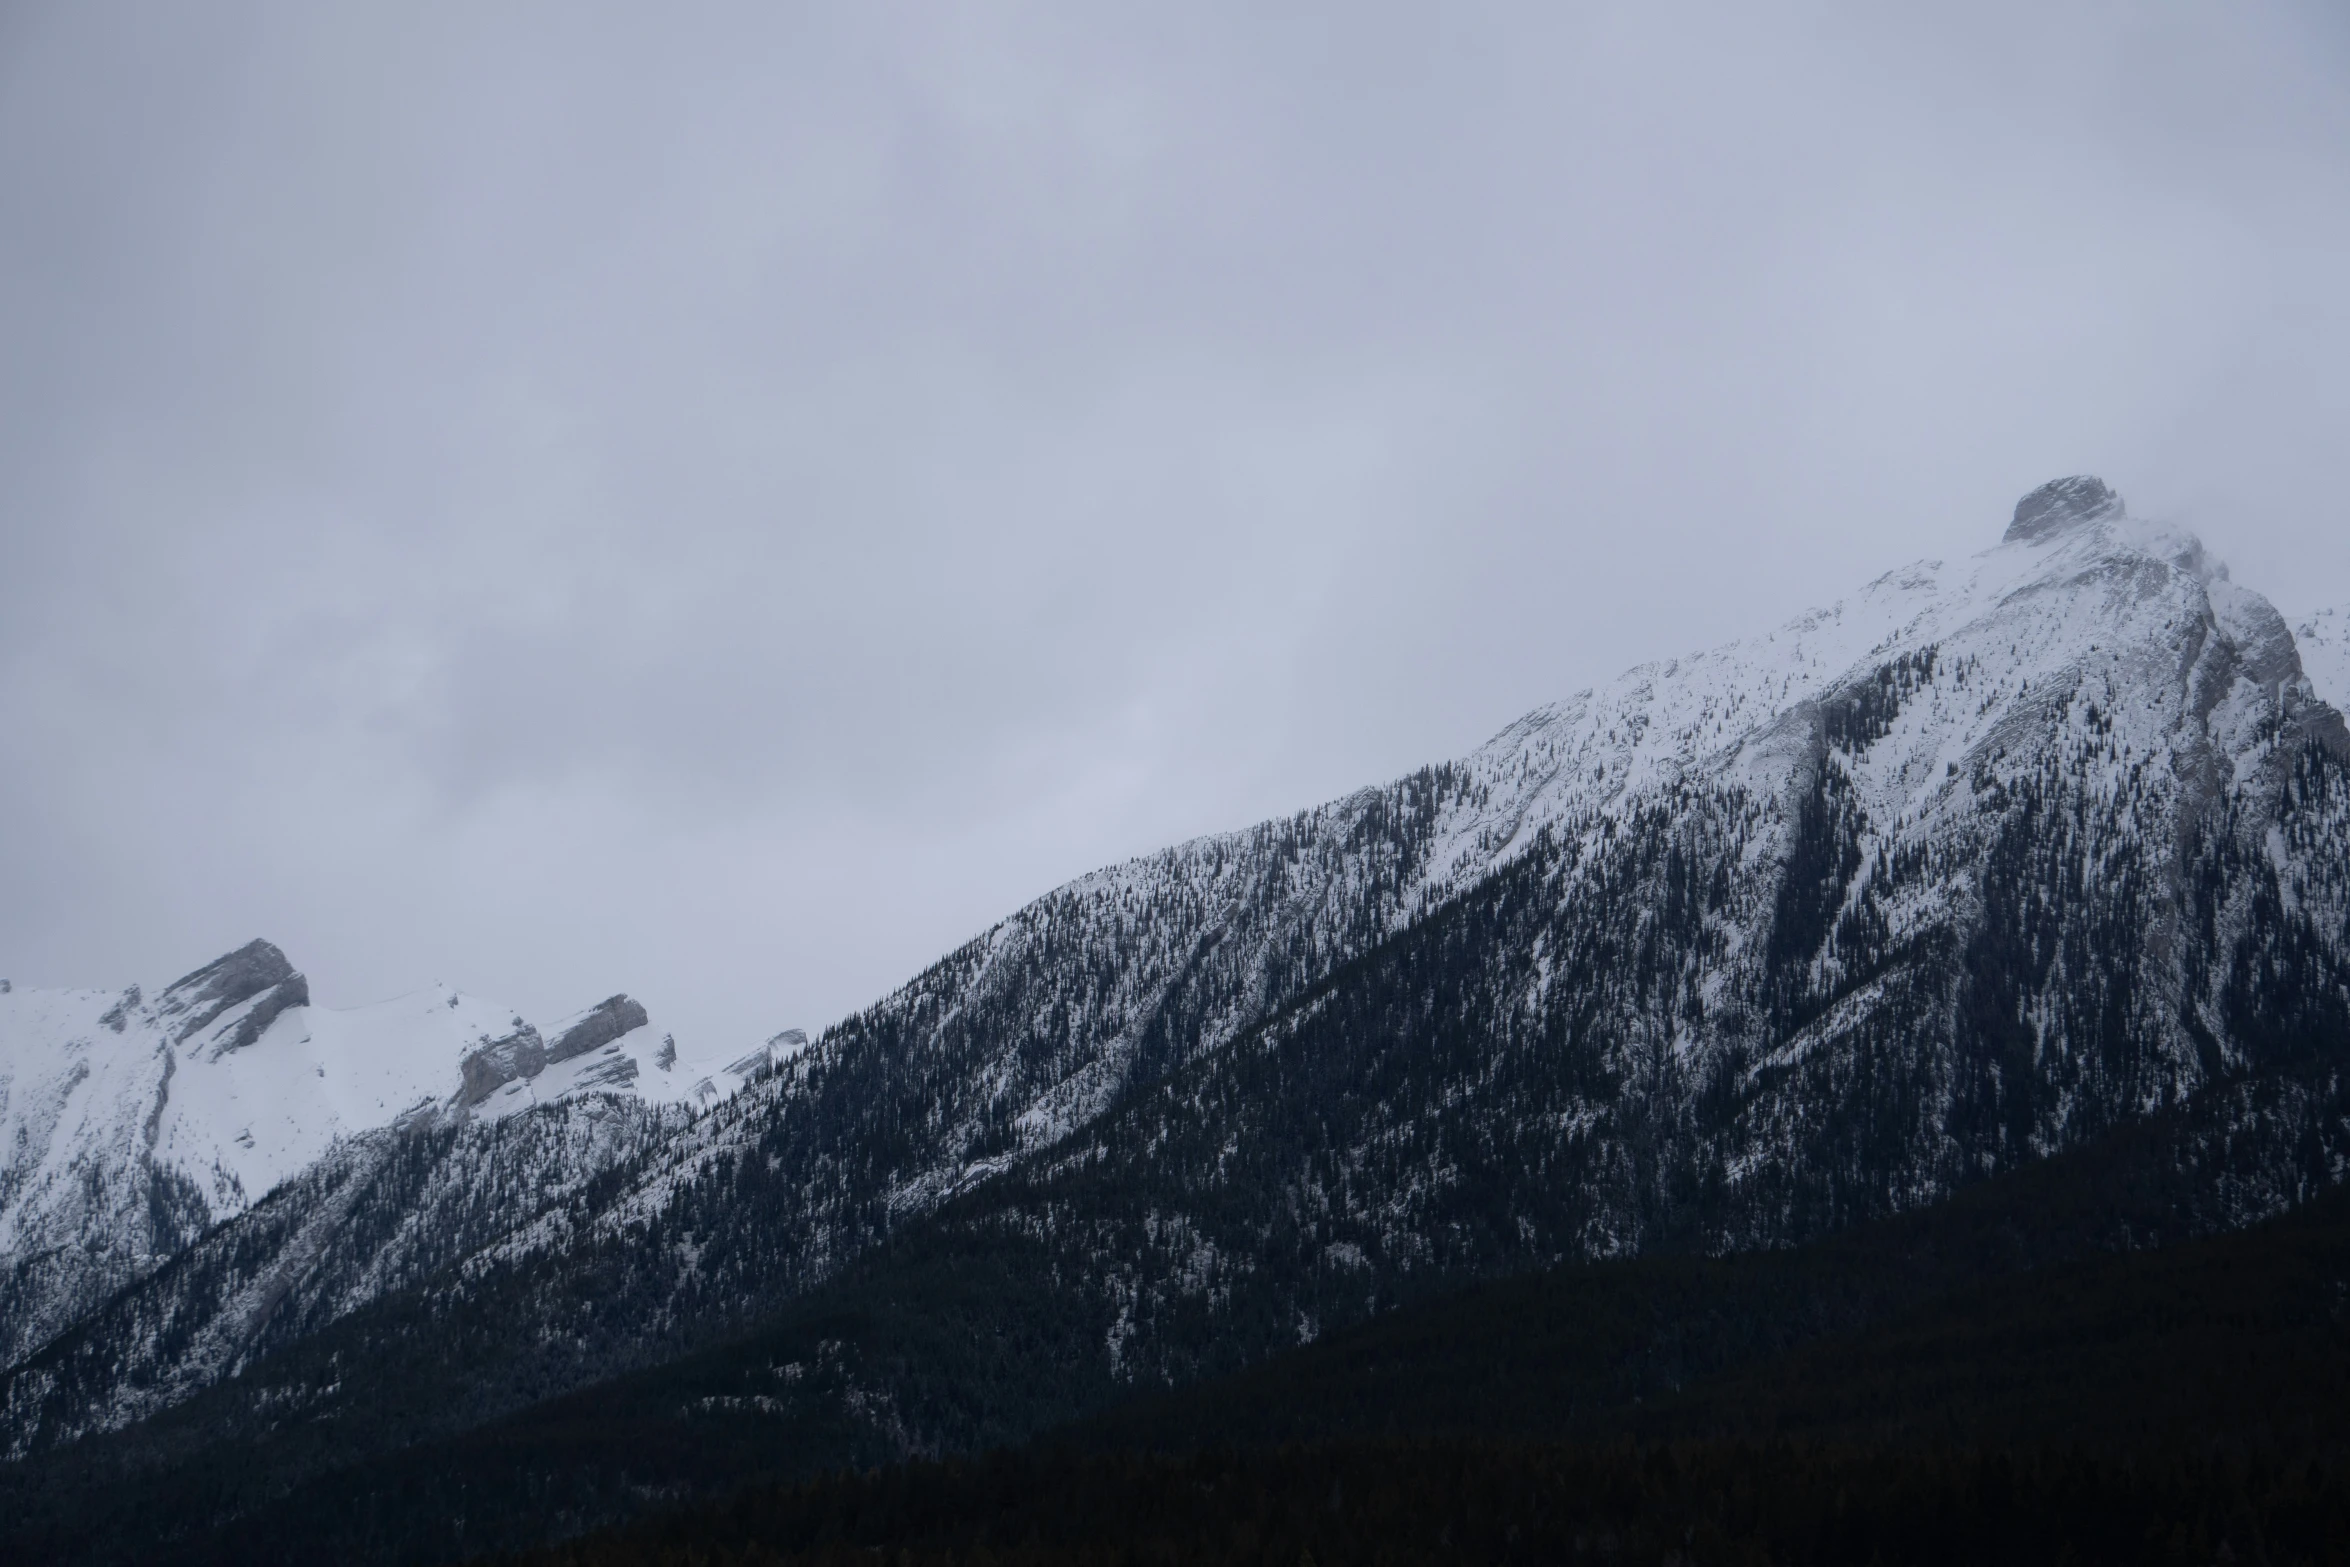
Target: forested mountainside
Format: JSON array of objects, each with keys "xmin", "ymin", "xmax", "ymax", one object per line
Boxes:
[
  {"xmin": 18, "ymin": 1034, "xmax": 2350, "ymax": 1564},
  {"xmin": 504, "ymin": 1161, "xmax": 2350, "ymax": 1567},
  {"xmin": 0, "ymin": 1095, "xmax": 686, "ymax": 1456},
  {"xmin": 6, "ymin": 478, "xmax": 2350, "ymax": 1564},
  {"xmin": 485, "ymin": 1154, "xmax": 2350, "ymax": 1567}
]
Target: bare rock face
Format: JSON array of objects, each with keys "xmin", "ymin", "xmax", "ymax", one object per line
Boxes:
[
  {"xmin": 147, "ymin": 940, "xmax": 310, "ymax": 1056},
  {"xmin": 215, "ymin": 973, "xmax": 310, "ymax": 1055},
  {"xmin": 460, "ymin": 1026, "xmax": 546, "ymax": 1108},
  {"xmin": 564, "ymin": 1052, "xmax": 643, "ymax": 1092},
  {"xmin": 454, "ymin": 997, "xmax": 650, "ymax": 1108},
  {"xmin": 154, "ymin": 940, "xmax": 301, "ymax": 1042},
  {"xmin": 2005, "ymin": 475, "xmax": 2123, "ymax": 542},
  {"xmin": 545, "ymin": 996, "xmax": 650, "ymax": 1065}
]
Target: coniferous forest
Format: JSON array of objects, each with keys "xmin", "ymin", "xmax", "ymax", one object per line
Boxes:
[
  {"xmin": 506, "ymin": 1177, "xmax": 2350, "ymax": 1566},
  {"xmin": 13, "ymin": 1128, "xmax": 2350, "ymax": 1563}
]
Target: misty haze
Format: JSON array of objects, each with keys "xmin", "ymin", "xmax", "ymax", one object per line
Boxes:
[{"xmin": 6, "ymin": 5, "xmax": 2350, "ymax": 1564}]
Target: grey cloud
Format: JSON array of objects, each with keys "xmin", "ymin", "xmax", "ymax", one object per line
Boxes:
[{"xmin": 3, "ymin": 1, "xmax": 2348, "ymax": 1050}]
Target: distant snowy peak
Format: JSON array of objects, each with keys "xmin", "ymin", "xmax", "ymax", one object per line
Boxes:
[
  {"xmin": 149, "ymin": 938, "xmax": 311, "ymax": 1053},
  {"xmin": 0, "ymin": 941, "xmax": 791, "ymax": 1363},
  {"xmin": 2003, "ymin": 473, "xmax": 2124, "ymax": 542},
  {"xmin": 9, "ymin": 941, "xmax": 774, "ymax": 1172},
  {"xmin": 2297, "ymin": 605, "xmax": 2350, "ymax": 717}
]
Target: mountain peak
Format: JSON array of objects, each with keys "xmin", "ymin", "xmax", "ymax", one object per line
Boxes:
[
  {"xmin": 160, "ymin": 937, "xmax": 294, "ymax": 1001},
  {"xmin": 155, "ymin": 937, "xmax": 307, "ymax": 1046},
  {"xmin": 2005, "ymin": 475, "xmax": 2123, "ymax": 543}
]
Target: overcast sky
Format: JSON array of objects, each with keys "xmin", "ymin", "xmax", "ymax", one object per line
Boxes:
[{"xmin": 4, "ymin": 1, "xmax": 2349, "ymax": 1051}]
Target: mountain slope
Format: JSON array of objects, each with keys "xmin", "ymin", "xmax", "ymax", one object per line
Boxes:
[
  {"xmin": 15, "ymin": 1036, "xmax": 2347, "ymax": 1565},
  {"xmin": 2299, "ymin": 603, "xmax": 2350, "ymax": 713},
  {"xmin": 0, "ymin": 1095, "xmax": 695, "ymax": 1457},
  {"xmin": 452, "ymin": 474, "xmax": 2350, "ymax": 1340},
  {"xmin": 8, "ymin": 477, "xmax": 2350, "ymax": 1561}
]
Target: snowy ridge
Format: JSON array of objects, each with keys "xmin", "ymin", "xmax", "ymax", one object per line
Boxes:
[
  {"xmin": 0, "ymin": 941, "xmax": 771, "ymax": 1368},
  {"xmin": 2298, "ymin": 604, "xmax": 2350, "ymax": 716}
]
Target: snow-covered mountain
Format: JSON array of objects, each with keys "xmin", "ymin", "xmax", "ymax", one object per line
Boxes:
[
  {"xmin": 10, "ymin": 477, "xmax": 2350, "ymax": 1536},
  {"xmin": 483, "ymin": 473, "xmax": 2350, "ymax": 1285},
  {"xmin": 0, "ymin": 940, "xmax": 778, "ymax": 1369}
]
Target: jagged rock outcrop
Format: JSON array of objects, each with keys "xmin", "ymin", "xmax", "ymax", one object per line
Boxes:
[
  {"xmin": 459, "ymin": 1026, "xmax": 546, "ymax": 1107},
  {"xmin": 152, "ymin": 938, "xmax": 306, "ymax": 1050},
  {"xmin": 545, "ymin": 996, "xmax": 650, "ymax": 1065},
  {"xmin": 2004, "ymin": 473, "xmax": 2124, "ymax": 542}
]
